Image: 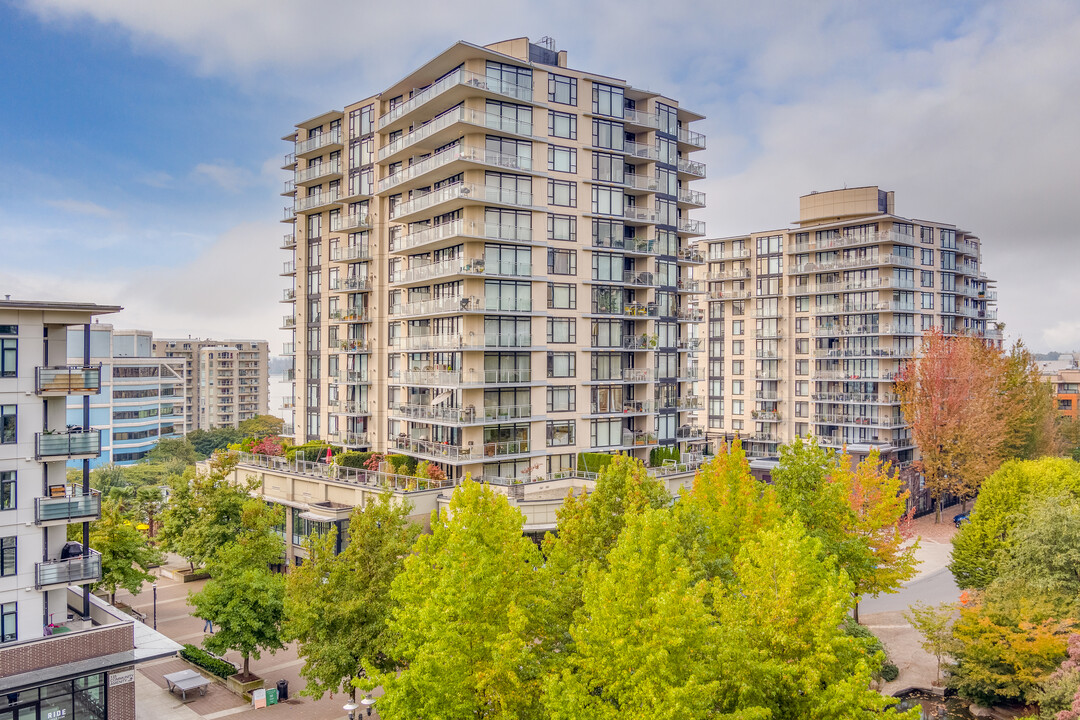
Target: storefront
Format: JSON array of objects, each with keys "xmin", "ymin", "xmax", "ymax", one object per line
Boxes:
[{"xmin": 0, "ymin": 672, "xmax": 107, "ymax": 720}]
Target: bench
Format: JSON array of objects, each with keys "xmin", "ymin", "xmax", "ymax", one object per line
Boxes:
[{"xmin": 164, "ymin": 669, "xmax": 211, "ymax": 701}]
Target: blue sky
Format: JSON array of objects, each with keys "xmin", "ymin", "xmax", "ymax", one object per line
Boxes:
[{"xmin": 1, "ymin": 0, "xmax": 1078, "ymax": 352}]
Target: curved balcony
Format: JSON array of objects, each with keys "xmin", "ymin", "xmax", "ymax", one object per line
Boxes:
[
  {"xmin": 295, "ymin": 159, "xmax": 341, "ymax": 186},
  {"xmin": 392, "ymin": 182, "xmax": 533, "ymax": 223},
  {"xmin": 330, "ymin": 212, "xmax": 371, "ymax": 233},
  {"xmin": 379, "ymin": 68, "xmax": 533, "ymax": 132},
  {"xmin": 378, "ymin": 106, "xmax": 533, "ymax": 164},
  {"xmin": 295, "ymin": 127, "xmax": 343, "ymax": 158},
  {"xmin": 295, "ymin": 189, "xmax": 341, "ymax": 214},
  {"xmin": 329, "ymin": 245, "xmax": 372, "ymax": 262},
  {"xmin": 390, "ymin": 257, "xmax": 531, "ymax": 286}
]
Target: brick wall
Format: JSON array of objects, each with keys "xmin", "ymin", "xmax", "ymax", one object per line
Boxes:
[
  {"xmin": 0, "ymin": 625, "xmax": 133, "ymax": 675},
  {"xmin": 106, "ymin": 667, "xmax": 136, "ymax": 720}
]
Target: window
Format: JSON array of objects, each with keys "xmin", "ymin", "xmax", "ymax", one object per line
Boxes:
[
  {"xmin": 732, "ymin": 340, "xmax": 744, "ymax": 355},
  {"xmin": 1, "ymin": 602, "xmax": 13, "ymax": 643},
  {"xmin": 548, "ymin": 145, "xmax": 577, "ymax": 173},
  {"xmin": 796, "ymin": 359, "xmax": 809, "ymax": 376},
  {"xmin": 922, "ymin": 292, "xmax": 935, "ymax": 310},
  {"xmin": 548, "ymin": 214, "xmax": 576, "ymax": 242},
  {"xmin": 547, "ymin": 420, "xmax": 575, "ymax": 447},
  {"xmin": 592, "ymin": 83, "xmax": 624, "ymax": 117},
  {"xmin": 1060, "ymin": 399, "xmax": 1073, "ymax": 411},
  {"xmin": 549, "ymin": 110, "xmax": 577, "ymax": 139},
  {"xmin": 0, "ymin": 472, "xmax": 12, "ymax": 510},
  {"xmin": 547, "ymin": 318, "xmax": 576, "ymax": 343},
  {"xmin": 548, "ymin": 352, "xmax": 576, "ymax": 378},
  {"xmin": 592, "ymin": 119, "xmax": 624, "ymax": 151},
  {"xmin": 548, "ymin": 73, "xmax": 577, "ymax": 105},
  {"xmin": 592, "ymin": 186, "xmax": 623, "ymax": 215},
  {"xmin": 795, "ymin": 296, "xmax": 810, "ymax": 312},
  {"xmin": 593, "ymin": 152, "xmax": 624, "ymax": 183},
  {"xmin": 0, "ymin": 337, "xmax": 15, "ymax": 377},
  {"xmin": 732, "ymin": 321, "xmax": 744, "ymax": 336},
  {"xmin": 486, "ymin": 61, "xmax": 532, "ymax": 95},
  {"xmin": 548, "ymin": 179, "xmax": 576, "ymax": 207},
  {"xmin": 921, "ymin": 270, "xmax": 934, "ymax": 288},
  {"xmin": 795, "ymin": 318, "xmax": 810, "ymax": 333},
  {"xmin": 922, "ymin": 314, "xmax": 934, "ymax": 330},
  {"xmin": 731, "ymin": 360, "xmax": 744, "ymax": 375},
  {"xmin": 548, "ymin": 248, "xmax": 577, "ymax": 275},
  {"xmin": 732, "ymin": 400, "xmax": 744, "ymax": 415},
  {"xmin": 548, "ymin": 283, "xmax": 577, "ymax": 309},
  {"xmin": 921, "ymin": 248, "xmax": 934, "ymax": 266},
  {"xmin": 795, "ymin": 402, "xmax": 808, "ymax": 418},
  {"xmin": 590, "ymin": 418, "xmax": 623, "ymax": 448},
  {"xmin": 0, "ymin": 405, "xmax": 14, "ymax": 444},
  {"xmin": 547, "ymin": 386, "xmax": 576, "ymax": 412},
  {"xmin": 732, "ymin": 380, "xmax": 744, "ymax": 395},
  {"xmin": 0, "ymin": 536, "xmax": 14, "ymax": 577},
  {"xmin": 795, "ymin": 338, "xmax": 809, "ymax": 354},
  {"xmin": 795, "ymin": 380, "xmax": 808, "ymax": 396}
]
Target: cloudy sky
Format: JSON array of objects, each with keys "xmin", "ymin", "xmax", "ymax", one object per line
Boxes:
[{"xmin": 1, "ymin": 0, "xmax": 1077, "ymax": 353}]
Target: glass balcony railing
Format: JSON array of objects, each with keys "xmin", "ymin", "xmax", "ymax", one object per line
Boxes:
[
  {"xmin": 379, "ymin": 68, "xmax": 533, "ymax": 127},
  {"xmin": 35, "ymin": 365, "xmax": 102, "ymax": 395},
  {"xmin": 35, "ymin": 488, "xmax": 101, "ymax": 524},
  {"xmin": 36, "ymin": 550, "xmax": 102, "ymax": 588},
  {"xmin": 36, "ymin": 430, "xmax": 101, "ymax": 459}
]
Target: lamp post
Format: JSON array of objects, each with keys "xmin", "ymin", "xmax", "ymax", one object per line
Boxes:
[
  {"xmin": 342, "ymin": 702, "xmax": 358, "ymax": 720},
  {"xmin": 360, "ymin": 696, "xmax": 376, "ymax": 717},
  {"xmin": 152, "ymin": 583, "xmax": 158, "ymax": 630}
]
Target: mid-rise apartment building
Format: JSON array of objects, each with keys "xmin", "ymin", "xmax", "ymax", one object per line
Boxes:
[
  {"xmin": 151, "ymin": 338, "xmax": 270, "ymax": 430},
  {"xmin": 1043, "ymin": 359, "xmax": 1080, "ymax": 420},
  {"xmin": 280, "ymin": 37, "xmax": 708, "ymax": 481},
  {"xmin": 697, "ymin": 187, "xmax": 999, "ymax": 463},
  {"xmin": 1, "ymin": 300, "xmax": 179, "ymax": 718},
  {"xmin": 65, "ymin": 325, "xmax": 185, "ymax": 466}
]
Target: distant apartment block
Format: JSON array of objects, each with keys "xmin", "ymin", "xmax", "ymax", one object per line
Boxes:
[
  {"xmin": 1043, "ymin": 359, "xmax": 1080, "ymax": 420},
  {"xmin": 151, "ymin": 338, "xmax": 270, "ymax": 430},
  {"xmin": 1, "ymin": 299, "xmax": 179, "ymax": 718},
  {"xmin": 65, "ymin": 325, "xmax": 185, "ymax": 467},
  {"xmin": 279, "ymin": 36, "xmax": 707, "ymax": 482},
  {"xmin": 696, "ymin": 186, "xmax": 999, "ymax": 465}
]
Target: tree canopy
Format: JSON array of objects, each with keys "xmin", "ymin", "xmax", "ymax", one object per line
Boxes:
[
  {"xmin": 90, "ymin": 498, "xmax": 163, "ymax": 604},
  {"xmin": 237, "ymin": 414, "xmax": 285, "ymax": 438}
]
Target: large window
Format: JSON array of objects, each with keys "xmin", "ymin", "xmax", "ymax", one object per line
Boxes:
[
  {"xmin": 487, "ymin": 100, "xmax": 532, "ymax": 134},
  {"xmin": 548, "ymin": 73, "xmax": 577, "ymax": 105},
  {"xmin": 547, "ymin": 386, "xmax": 576, "ymax": 412},
  {"xmin": 547, "ymin": 179, "xmax": 576, "ymax": 207},
  {"xmin": 592, "ymin": 119, "xmax": 624, "ymax": 151},
  {"xmin": 1, "ymin": 601, "xmax": 13, "ymax": 642},
  {"xmin": 593, "ymin": 152, "xmax": 624, "ymax": 183},
  {"xmin": 485, "ymin": 136, "xmax": 532, "ymax": 170},
  {"xmin": 592, "ymin": 186, "xmax": 624, "ymax": 216},
  {"xmin": 486, "ymin": 61, "xmax": 533, "ymax": 97},
  {"xmin": 548, "ymin": 110, "xmax": 577, "ymax": 139},
  {"xmin": 547, "ymin": 283, "xmax": 577, "ymax": 309},
  {"xmin": 548, "ymin": 352, "xmax": 576, "ymax": 378},
  {"xmin": 0, "ymin": 337, "xmax": 15, "ymax": 378},
  {"xmin": 0, "ymin": 536, "xmax": 15, "ymax": 577},
  {"xmin": 590, "ymin": 418, "xmax": 623, "ymax": 448},
  {"xmin": 485, "ymin": 281, "xmax": 531, "ymax": 312},
  {"xmin": 0, "ymin": 406, "xmax": 14, "ymax": 444},
  {"xmin": 548, "ymin": 145, "xmax": 577, "ymax": 173},
  {"xmin": 546, "ymin": 317, "xmax": 576, "ymax": 343},
  {"xmin": 548, "ymin": 214, "xmax": 576, "ymax": 243},
  {"xmin": 547, "ymin": 248, "xmax": 577, "ymax": 275},
  {"xmin": 592, "ymin": 83, "xmax": 624, "ymax": 117},
  {"xmin": 0, "ymin": 472, "xmax": 12, "ymax": 511},
  {"xmin": 547, "ymin": 420, "xmax": 575, "ymax": 447}
]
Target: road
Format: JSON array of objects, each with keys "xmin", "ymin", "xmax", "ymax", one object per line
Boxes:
[{"xmin": 862, "ymin": 564, "xmax": 960, "ymax": 615}]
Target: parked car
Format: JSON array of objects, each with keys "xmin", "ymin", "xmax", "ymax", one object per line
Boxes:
[{"xmin": 953, "ymin": 512, "xmax": 970, "ymax": 528}]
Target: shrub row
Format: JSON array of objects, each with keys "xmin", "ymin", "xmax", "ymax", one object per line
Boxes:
[{"xmin": 180, "ymin": 643, "xmax": 237, "ymax": 678}]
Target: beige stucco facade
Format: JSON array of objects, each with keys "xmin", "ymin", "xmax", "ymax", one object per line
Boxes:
[
  {"xmin": 280, "ymin": 37, "xmax": 707, "ymax": 481},
  {"xmin": 695, "ymin": 187, "xmax": 1000, "ymax": 462}
]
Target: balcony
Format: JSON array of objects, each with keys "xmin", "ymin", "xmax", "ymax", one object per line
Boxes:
[
  {"xmin": 676, "ymin": 425, "xmax": 706, "ymax": 440},
  {"xmin": 295, "ymin": 159, "xmax": 341, "ymax": 185},
  {"xmin": 330, "ymin": 401, "xmax": 370, "ymax": 415},
  {"xmin": 677, "ymin": 158, "xmax": 706, "ymax": 177},
  {"xmin": 379, "ymin": 144, "xmax": 534, "ymax": 193},
  {"xmin": 281, "ymin": 315, "xmax": 296, "ymax": 329},
  {"xmin": 379, "ymin": 68, "xmax": 533, "ymax": 129},
  {"xmin": 282, "ymin": 342, "xmax": 295, "ymax": 355},
  {"xmin": 330, "ymin": 369, "xmax": 370, "ymax": 384},
  {"xmin": 678, "ymin": 127, "xmax": 707, "ymax": 148},
  {"xmin": 338, "ymin": 339, "xmax": 373, "ymax": 353},
  {"xmin": 282, "ymin": 233, "xmax": 296, "ymax": 249},
  {"xmin": 281, "ymin": 261, "xmax": 296, "ymax": 276},
  {"xmin": 295, "ymin": 127, "xmax": 343, "ymax": 156},
  {"xmin": 677, "ymin": 279, "xmax": 704, "ymax": 293},
  {"xmin": 295, "ymin": 189, "xmax": 341, "ymax": 213},
  {"xmin": 591, "ymin": 399, "xmax": 657, "ymax": 415},
  {"xmin": 330, "ymin": 212, "xmax": 371, "ymax": 232},
  {"xmin": 790, "ymin": 253, "xmax": 917, "ymax": 275},
  {"xmin": 677, "ymin": 248, "xmax": 706, "ymax": 264},
  {"xmin": 329, "ymin": 306, "xmax": 370, "ymax": 323},
  {"xmin": 622, "ymin": 429, "xmax": 659, "ymax": 447},
  {"xmin": 622, "ymin": 367, "xmax": 657, "ymax": 382},
  {"xmin": 35, "ymin": 488, "xmax": 102, "ymax": 524},
  {"xmin": 751, "ymin": 410, "xmax": 781, "ymax": 422},
  {"xmin": 623, "ymin": 140, "xmax": 660, "ymax": 161},
  {"xmin": 788, "ymin": 230, "xmax": 914, "ymax": 254},
  {"xmin": 282, "ymin": 288, "xmax": 296, "ymax": 302},
  {"xmin": 330, "ymin": 245, "xmax": 372, "ymax": 262},
  {"xmin": 813, "ymin": 323, "xmax": 916, "ymax": 338},
  {"xmin": 392, "ymin": 182, "xmax": 533, "ymax": 221},
  {"xmin": 677, "ymin": 218, "xmax": 706, "ymax": 236},
  {"xmin": 378, "ymin": 105, "xmax": 533, "ymax": 163},
  {"xmin": 328, "ymin": 276, "xmax": 373, "ymax": 292},
  {"xmin": 36, "ymin": 549, "xmax": 102, "ymax": 589},
  {"xmin": 35, "ymin": 365, "xmax": 102, "ymax": 396},
  {"xmin": 708, "ymin": 247, "xmax": 752, "ymax": 261},
  {"xmin": 678, "ymin": 188, "xmax": 706, "ymax": 207},
  {"xmin": 36, "ymin": 430, "xmax": 101, "ymax": 460},
  {"xmin": 622, "ymin": 108, "xmax": 662, "ymax": 129}
]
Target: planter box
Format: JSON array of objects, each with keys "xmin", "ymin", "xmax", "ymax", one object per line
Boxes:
[
  {"xmin": 160, "ymin": 566, "xmax": 210, "ymax": 583},
  {"xmin": 227, "ymin": 674, "xmax": 264, "ymax": 696}
]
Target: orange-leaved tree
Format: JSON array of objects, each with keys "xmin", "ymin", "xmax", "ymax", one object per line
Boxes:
[{"xmin": 895, "ymin": 328, "xmax": 1009, "ymax": 522}]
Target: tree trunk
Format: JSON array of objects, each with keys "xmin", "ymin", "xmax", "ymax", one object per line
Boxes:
[
  {"xmin": 934, "ymin": 497, "xmax": 942, "ymax": 524},
  {"xmin": 243, "ymin": 653, "xmax": 250, "ymax": 678},
  {"xmin": 853, "ymin": 598, "xmax": 860, "ymax": 624}
]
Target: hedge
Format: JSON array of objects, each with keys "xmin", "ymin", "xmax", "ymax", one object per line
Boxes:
[
  {"xmin": 386, "ymin": 454, "xmax": 417, "ymax": 475},
  {"xmin": 180, "ymin": 643, "xmax": 237, "ymax": 678},
  {"xmin": 577, "ymin": 452, "xmax": 615, "ymax": 474},
  {"xmin": 336, "ymin": 451, "xmax": 376, "ymax": 469},
  {"xmin": 649, "ymin": 446, "xmax": 680, "ymax": 467},
  {"xmin": 286, "ymin": 443, "xmax": 343, "ymax": 462}
]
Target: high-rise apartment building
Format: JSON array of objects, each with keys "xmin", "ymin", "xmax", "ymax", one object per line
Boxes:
[
  {"xmin": 1, "ymin": 300, "xmax": 179, "ymax": 718},
  {"xmin": 280, "ymin": 37, "xmax": 708, "ymax": 480},
  {"xmin": 151, "ymin": 338, "xmax": 270, "ymax": 430},
  {"xmin": 65, "ymin": 325, "xmax": 186, "ymax": 466},
  {"xmin": 697, "ymin": 186, "xmax": 999, "ymax": 464}
]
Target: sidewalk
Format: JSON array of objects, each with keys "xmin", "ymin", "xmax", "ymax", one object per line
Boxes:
[
  {"xmin": 862, "ymin": 502, "xmax": 964, "ymax": 695},
  {"xmin": 120, "ymin": 560, "xmax": 373, "ymax": 720}
]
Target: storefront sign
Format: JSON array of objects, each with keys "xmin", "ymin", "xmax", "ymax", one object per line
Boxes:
[{"xmin": 109, "ymin": 670, "xmax": 135, "ymax": 687}]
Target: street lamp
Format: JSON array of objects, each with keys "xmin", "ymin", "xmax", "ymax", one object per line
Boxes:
[
  {"xmin": 360, "ymin": 696, "xmax": 376, "ymax": 717},
  {"xmin": 342, "ymin": 702, "xmax": 358, "ymax": 720},
  {"xmin": 152, "ymin": 583, "xmax": 158, "ymax": 630}
]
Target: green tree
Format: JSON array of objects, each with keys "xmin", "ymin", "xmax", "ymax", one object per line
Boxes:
[
  {"xmin": 368, "ymin": 481, "xmax": 547, "ymax": 720},
  {"xmin": 283, "ymin": 493, "xmax": 420, "ymax": 701},
  {"xmin": 190, "ymin": 500, "xmax": 286, "ymax": 679},
  {"xmin": 544, "ymin": 508, "xmax": 724, "ymax": 720},
  {"xmin": 950, "ymin": 457, "xmax": 1080, "ymax": 590},
  {"xmin": 713, "ymin": 518, "xmax": 911, "ymax": 719},
  {"xmin": 540, "ymin": 455, "xmax": 670, "ymax": 651},
  {"xmin": 147, "ymin": 437, "xmax": 201, "ymax": 466},
  {"xmin": 159, "ymin": 452, "xmax": 257, "ymax": 570},
  {"xmin": 90, "ymin": 499, "xmax": 164, "ymax": 604},
  {"xmin": 1001, "ymin": 341, "xmax": 1062, "ymax": 461},
  {"xmin": 904, "ymin": 601, "xmax": 956, "ymax": 684},
  {"xmin": 997, "ymin": 492, "xmax": 1080, "ymax": 599},
  {"xmin": 237, "ymin": 415, "xmax": 285, "ymax": 438},
  {"xmin": 187, "ymin": 427, "xmax": 244, "ymax": 457}
]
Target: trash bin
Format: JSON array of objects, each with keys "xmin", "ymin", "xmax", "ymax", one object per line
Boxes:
[{"xmin": 276, "ymin": 679, "xmax": 288, "ymax": 701}]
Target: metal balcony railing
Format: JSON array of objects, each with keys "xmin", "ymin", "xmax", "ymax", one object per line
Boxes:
[
  {"xmin": 35, "ymin": 365, "xmax": 102, "ymax": 395},
  {"xmin": 35, "ymin": 430, "xmax": 101, "ymax": 459},
  {"xmin": 35, "ymin": 488, "xmax": 102, "ymax": 524},
  {"xmin": 36, "ymin": 550, "xmax": 102, "ymax": 588}
]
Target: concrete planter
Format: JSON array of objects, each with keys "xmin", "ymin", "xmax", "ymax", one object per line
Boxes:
[
  {"xmin": 227, "ymin": 674, "xmax": 264, "ymax": 696},
  {"xmin": 161, "ymin": 566, "xmax": 210, "ymax": 583}
]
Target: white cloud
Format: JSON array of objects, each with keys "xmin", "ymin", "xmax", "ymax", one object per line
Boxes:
[
  {"xmin": 192, "ymin": 162, "xmax": 256, "ymax": 192},
  {"xmin": 0, "ymin": 221, "xmax": 287, "ymax": 347},
  {"xmin": 45, "ymin": 198, "xmax": 115, "ymax": 218}
]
